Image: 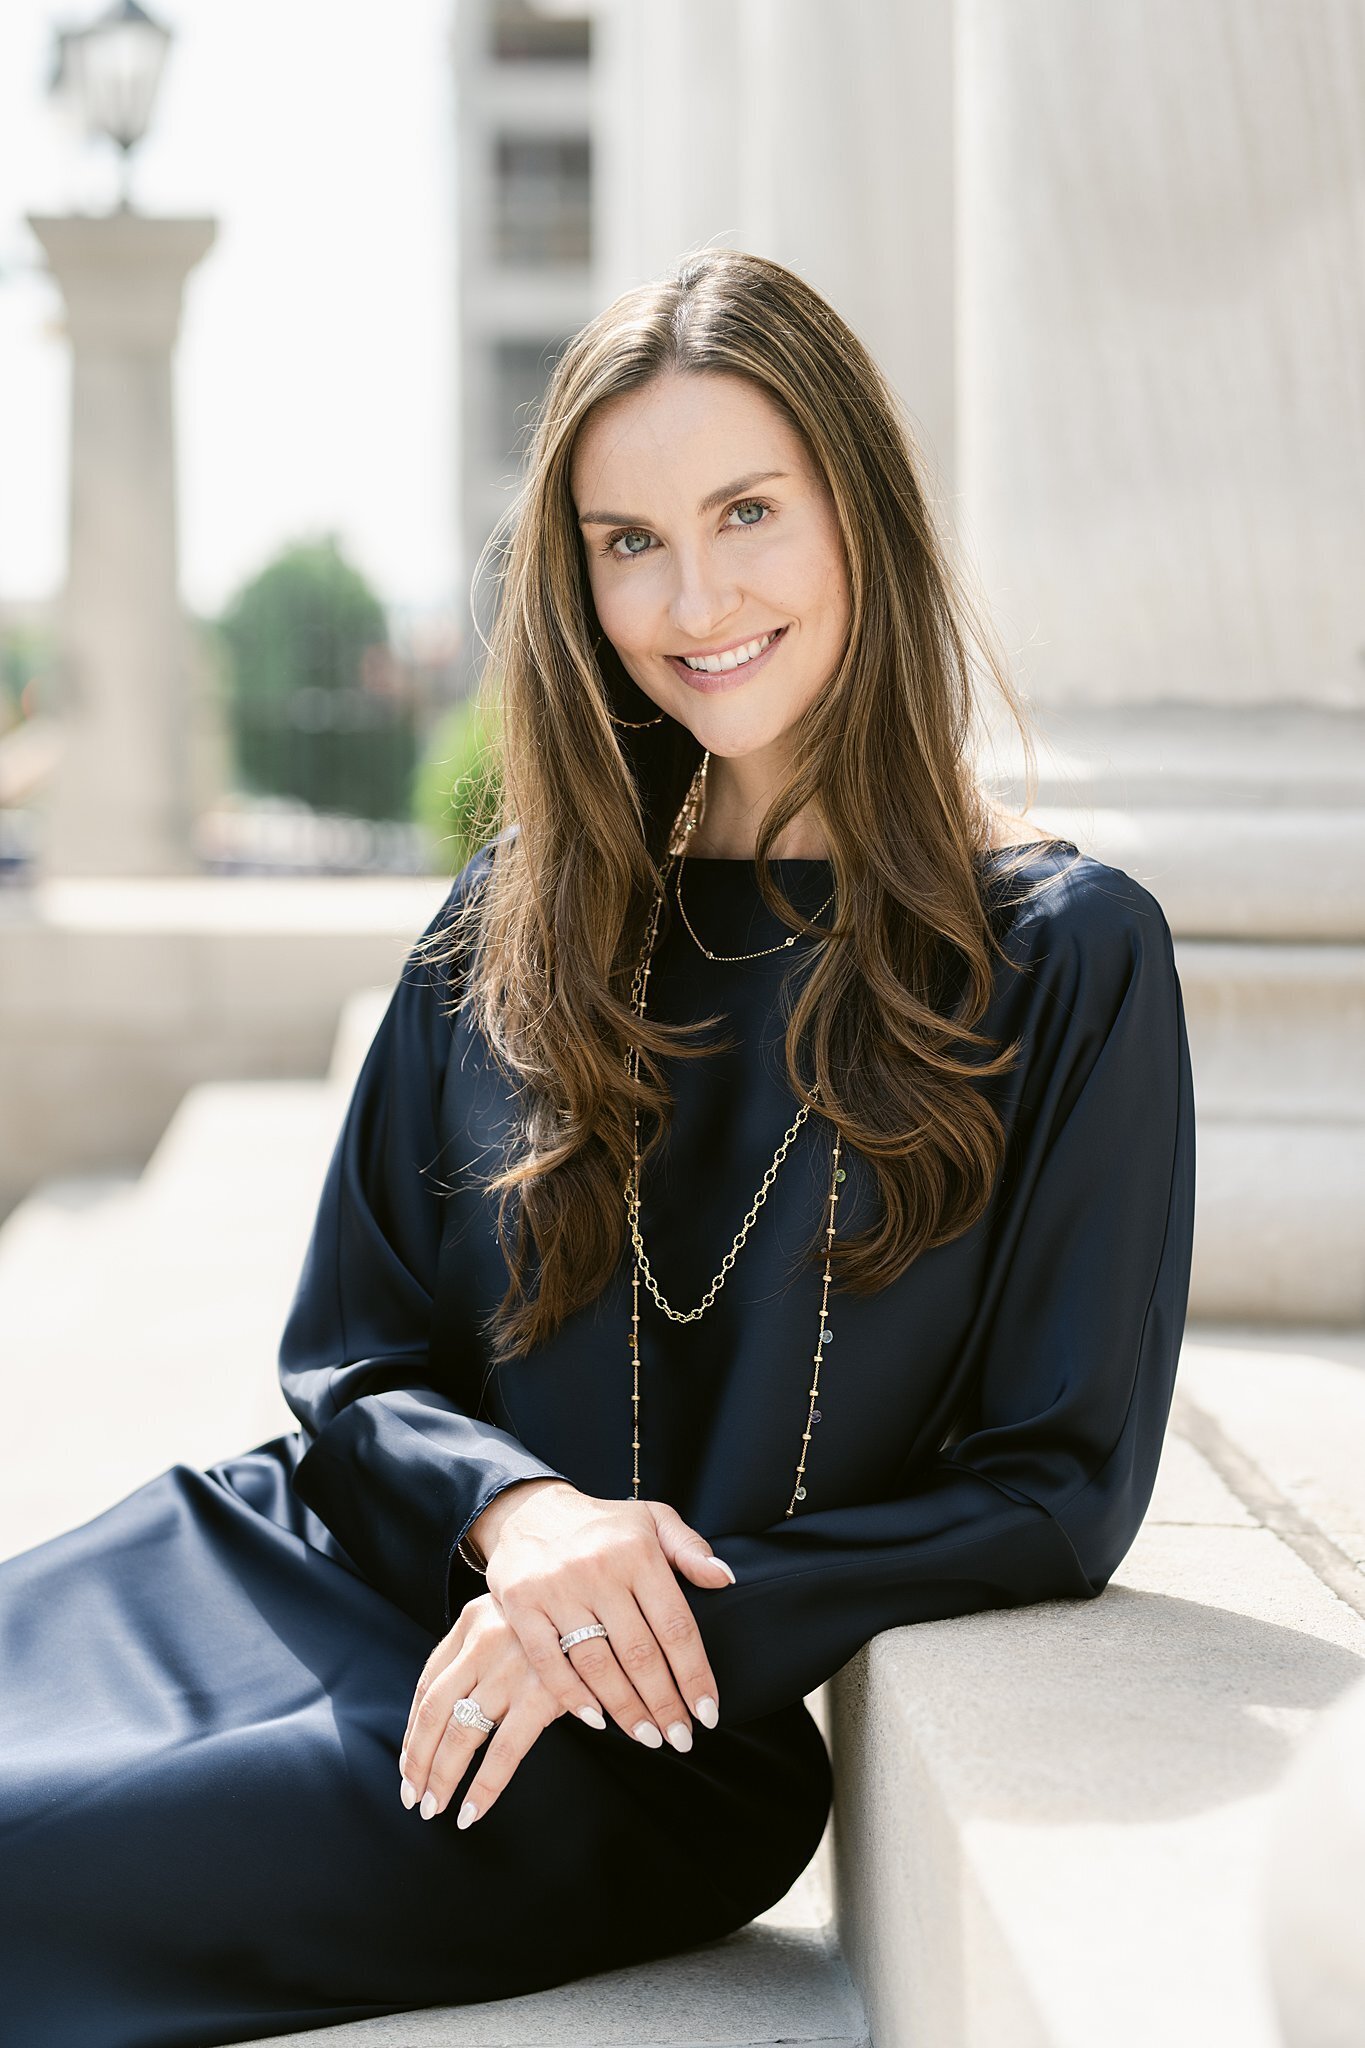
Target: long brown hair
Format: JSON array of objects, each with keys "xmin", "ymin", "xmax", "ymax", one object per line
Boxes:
[{"xmin": 417, "ymin": 247, "xmax": 1073, "ymax": 1365}]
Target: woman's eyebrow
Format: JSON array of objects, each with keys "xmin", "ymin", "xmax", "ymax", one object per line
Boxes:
[{"xmin": 576, "ymin": 470, "xmax": 790, "ymax": 528}]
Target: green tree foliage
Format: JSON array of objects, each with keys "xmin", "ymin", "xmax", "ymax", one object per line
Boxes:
[
  {"xmin": 215, "ymin": 534, "xmax": 417, "ymax": 822},
  {"xmin": 410, "ymin": 684, "xmax": 504, "ymax": 877}
]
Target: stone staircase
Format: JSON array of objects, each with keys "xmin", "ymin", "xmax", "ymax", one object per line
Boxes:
[{"xmin": 2, "ymin": 980, "xmax": 1362, "ymax": 2045}]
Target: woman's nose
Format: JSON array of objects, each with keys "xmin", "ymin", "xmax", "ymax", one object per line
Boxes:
[{"xmin": 670, "ymin": 572, "xmax": 743, "ymax": 648}]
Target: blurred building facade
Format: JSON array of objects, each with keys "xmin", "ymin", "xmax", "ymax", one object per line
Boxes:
[{"xmin": 451, "ymin": 0, "xmax": 596, "ymax": 694}]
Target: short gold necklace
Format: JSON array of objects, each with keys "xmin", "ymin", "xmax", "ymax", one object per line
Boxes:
[
  {"xmin": 673, "ymin": 752, "xmax": 838, "ymax": 962},
  {"xmin": 622, "ymin": 755, "xmax": 846, "ymax": 1517}
]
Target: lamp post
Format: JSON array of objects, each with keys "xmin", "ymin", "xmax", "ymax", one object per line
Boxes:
[
  {"xmin": 30, "ymin": 0, "xmax": 218, "ymax": 878},
  {"xmin": 49, "ymin": 0, "xmax": 173, "ymax": 214}
]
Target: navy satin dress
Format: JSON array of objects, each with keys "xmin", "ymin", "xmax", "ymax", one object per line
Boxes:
[{"xmin": 0, "ymin": 839, "xmax": 1196, "ymax": 2046}]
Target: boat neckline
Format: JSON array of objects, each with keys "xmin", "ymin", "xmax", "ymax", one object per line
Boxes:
[{"xmin": 672, "ymin": 841, "xmax": 1065, "ymax": 866}]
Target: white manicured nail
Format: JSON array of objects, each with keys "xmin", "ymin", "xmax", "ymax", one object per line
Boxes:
[
  {"xmin": 710, "ymin": 1557, "xmax": 736, "ymax": 1584},
  {"xmin": 457, "ymin": 1800, "xmax": 478, "ymax": 1829},
  {"xmin": 578, "ymin": 1705, "xmax": 607, "ymax": 1729},
  {"xmin": 694, "ymin": 1695, "xmax": 718, "ymax": 1729},
  {"xmin": 400, "ymin": 1778, "xmax": 417, "ymax": 1809},
  {"xmin": 419, "ymin": 1790, "xmax": 439, "ymax": 1820},
  {"xmin": 633, "ymin": 1721, "xmax": 663, "ymax": 1748},
  {"xmin": 666, "ymin": 1721, "xmax": 692, "ymax": 1753}
]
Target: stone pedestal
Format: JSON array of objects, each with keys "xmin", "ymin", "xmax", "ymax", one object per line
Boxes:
[{"xmin": 27, "ymin": 211, "xmax": 217, "ymax": 877}]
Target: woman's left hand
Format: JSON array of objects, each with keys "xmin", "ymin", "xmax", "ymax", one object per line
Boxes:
[{"xmin": 398, "ymin": 1591, "xmax": 603, "ymax": 1827}]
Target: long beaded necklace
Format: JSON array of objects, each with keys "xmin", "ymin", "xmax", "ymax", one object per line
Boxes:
[{"xmin": 623, "ymin": 753, "xmax": 847, "ymax": 1518}]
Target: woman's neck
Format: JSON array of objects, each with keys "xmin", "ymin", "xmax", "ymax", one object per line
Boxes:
[
  {"xmin": 685, "ymin": 821, "xmax": 831, "ymax": 859},
  {"xmin": 686, "ymin": 753, "xmax": 831, "ymax": 860}
]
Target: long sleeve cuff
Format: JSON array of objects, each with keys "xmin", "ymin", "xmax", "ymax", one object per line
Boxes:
[{"xmin": 290, "ymin": 1385, "xmax": 571, "ymax": 1636}]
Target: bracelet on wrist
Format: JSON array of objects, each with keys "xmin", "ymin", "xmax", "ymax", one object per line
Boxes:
[{"xmin": 457, "ymin": 1531, "xmax": 488, "ymax": 1576}]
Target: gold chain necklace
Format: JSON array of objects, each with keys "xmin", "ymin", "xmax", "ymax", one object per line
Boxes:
[
  {"xmin": 622, "ymin": 755, "xmax": 847, "ymax": 1517},
  {"xmin": 671, "ymin": 748, "xmax": 838, "ymax": 963}
]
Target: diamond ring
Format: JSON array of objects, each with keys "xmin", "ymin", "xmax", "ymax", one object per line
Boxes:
[
  {"xmin": 559, "ymin": 1623, "xmax": 610, "ymax": 1654},
  {"xmin": 450, "ymin": 1694, "xmax": 498, "ymax": 1734}
]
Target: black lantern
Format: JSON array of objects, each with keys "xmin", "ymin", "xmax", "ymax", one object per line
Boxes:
[{"xmin": 49, "ymin": 0, "xmax": 173, "ymax": 211}]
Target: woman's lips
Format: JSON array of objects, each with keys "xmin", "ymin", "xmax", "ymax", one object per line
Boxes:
[{"xmin": 665, "ymin": 624, "xmax": 788, "ymax": 692}]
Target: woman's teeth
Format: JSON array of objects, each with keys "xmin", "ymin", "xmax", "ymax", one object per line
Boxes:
[{"xmin": 679, "ymin": 628, "xmax": 782, "ymax": 674}]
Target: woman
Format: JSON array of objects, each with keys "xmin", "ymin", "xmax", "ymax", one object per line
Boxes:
[{"xmin": 0, "ymin": 248, "xmax": 1195, "ymax": 2045}]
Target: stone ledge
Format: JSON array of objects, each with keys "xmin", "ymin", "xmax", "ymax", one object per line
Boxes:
[
  {"xmin": 0, "ymin": 872, "xmax": 454, "ymax": 935},
  {"xmin": 828, "ymin": 1324, "xmax": 1365, "ymax": 2048},
  {"xmin": 242, "ymin": 1913, "xmax": 865, "ymax": 2048}
]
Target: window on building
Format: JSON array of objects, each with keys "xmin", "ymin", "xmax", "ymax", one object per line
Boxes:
[
  {"xmin": 494, "ymin": 133, "xmax": 591, "ymax": 266},
  {"xmin": 490, "ymin": 0, "xmax": 591, "ymax": 63}
]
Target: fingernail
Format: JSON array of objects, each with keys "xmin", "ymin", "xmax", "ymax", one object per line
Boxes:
[
  {"xmin": 400, "ymin": 1777, "xmax": 418, "ymax": 1809},
  {"xmin": 419, "ymin": 1790, "xmax": 439, "ymax": 1820},
  {"xmin": 633, "ymin": 1721, "xmax": 663, "ymax": 1748},
  {"xmin": 457, "ymin": 1800, "xmax": 479, "ymax": 1829},
  {"xmin": 711, "ymin": 1557, "xmax": 736, "ymax": 1584},
  {"xmin": 666, "ymin": 1721, "xmax": 692, "ymax": 1753},
  {"xmin": 694, "ymin": 1695, "xmax": 718, "ymax": 1728},
  {"xmin": 577, "ymin": 1705, "xmax": 607, "ymax": 1729},
  {"xmin": 399, "ymin": 1748, "xmax": 408, "ymax": 1775}
]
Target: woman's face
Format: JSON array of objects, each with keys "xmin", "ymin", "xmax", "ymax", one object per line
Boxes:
[{"xmin": 571, "ymin": 370, "xmax": 851, "ymax": 766}]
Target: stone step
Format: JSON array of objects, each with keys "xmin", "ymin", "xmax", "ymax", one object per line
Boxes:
[
  {"xmin": 1173, "ymin": 935, "xmax": 1365, "ymax": 1320},
  {"xmin": 1034, "ymin": 805, "xmax": 1365, "ymax": 940},
  {"xmin": 829, "ymin": 1322, "xmax": 1365, "ymax": 2048},
  {"xmin": 243, "ymin": 1847, "xmax": 865, "ymax": 2048},
  {"xmin": 326, "ymin": 985, "xmax": 392, "ymax": 1089},
  {"xmin": 0, "ymin": 872, "xmax": 450, "ymax": 1218},
  {"xmin": 1174, "ymin": 940, "xmax": 1365, "ymax": 1121},
  {"xmin": 0, "ymin": 984, "xmax": 392, "ymax": 1560},
  {"xmin": 987, "ymin": 701, "xmax": 1365, "ymax": 938},
  {"xmin": 0, "ymin": 1090, "xmax": 334, "ymax": 1561},
  {"xmin": 1018, "ymin": 703, "xmax": 1365, "ymax": 812}
]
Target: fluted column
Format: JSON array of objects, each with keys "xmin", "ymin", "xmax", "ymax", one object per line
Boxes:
[
  {"xmin": 589, "ymin": 0, "xmax": 956, "ymax": 499},
  {"xmin": 957, "ymin": 0, "xmax": 1365, "ymax": 709}
]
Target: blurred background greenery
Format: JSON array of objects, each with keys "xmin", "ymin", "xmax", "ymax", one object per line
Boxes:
[{"xmin": 191, "ymin": 532, "xmax": 504, "ymax": 879}]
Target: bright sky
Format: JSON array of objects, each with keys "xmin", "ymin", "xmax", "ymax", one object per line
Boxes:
[{"xmin": 0, "ymin": 0, "xmax": 458, "ymax": 623}]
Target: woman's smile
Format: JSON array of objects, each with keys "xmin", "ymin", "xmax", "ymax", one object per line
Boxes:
[{"xmin": 665, "ymin": 622, "xmax": 789, "ymax": 691}]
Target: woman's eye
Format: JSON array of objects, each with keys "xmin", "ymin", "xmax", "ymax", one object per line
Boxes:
[
  {"xmin": 602, "ymin": 529, "xmax": 653, "ymax": 560},
  {"xmin": 599, "ymin": 498, "xmax": 773, "ymax": 562}
]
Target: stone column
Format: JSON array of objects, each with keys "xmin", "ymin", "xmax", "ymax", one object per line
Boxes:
[
  {"xmin": 589, "ymin": 0, "xmax": 957, "ymax": 500},
  {"xmin": 27, "ymin": 211, "xmax": 217, "ymax": 877},
  {"xmin": 957, "ymin": 0, "xmax": 1365, "ymax": 714},
  {"xmin": 955, "ymin": 0, "xmax": 1365, "ymax": 1323}
]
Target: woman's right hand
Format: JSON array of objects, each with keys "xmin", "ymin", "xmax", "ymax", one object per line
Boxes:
[{"xmin": 469, "ymin": 1479, "xmax": 734, "ymax": 1751}]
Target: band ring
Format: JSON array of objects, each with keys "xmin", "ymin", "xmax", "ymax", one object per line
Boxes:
[
  {"xmin": 559, "ymin": 1622, "xmax": 610, "ymax": 1654},
  {"xmin": 450, "ymin": 1694, "xmax": 498, "ymax": 1735}
]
